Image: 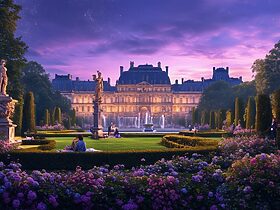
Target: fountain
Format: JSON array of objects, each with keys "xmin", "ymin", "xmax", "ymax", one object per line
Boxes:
[
  {"xmin": 102, "ymin": 115, "xmax": 107, "ymax": 128},
  {"xmin": 159, "ymin": 114, "xmax": 165, "ymax": 129},
  {"xmin": 143, "ymin": 111, "xmax": 154, "ymax": 132}
]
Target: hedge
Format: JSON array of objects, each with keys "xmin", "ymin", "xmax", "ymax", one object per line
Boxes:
[
  {"xmin": 21, "ymin": 140, "xmax": 56, "ymax": 151},
  {"xmin": 161, "ymin": 135, "xmax": 218, "ymax": 150},
  {"xmin": 0, "ymin": 149, "xmax": 216, "ymax": 170},
  {"xmin": 179, "ymin": 130, "xmax": 231, "ymax": 138}
]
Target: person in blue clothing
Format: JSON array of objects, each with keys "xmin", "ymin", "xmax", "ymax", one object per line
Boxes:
[{"xmin": 74, "ymin": 135, "xmax": 86, "ymax": 152}]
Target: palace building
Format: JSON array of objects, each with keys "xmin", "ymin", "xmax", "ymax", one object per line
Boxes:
[{"xmin": 52, "ymin": 62, "xmax": 242, "ymax": 128}]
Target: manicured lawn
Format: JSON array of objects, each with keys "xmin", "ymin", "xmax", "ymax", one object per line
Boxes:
[{"xmin": 48, "ymin": 136, "xmax": 167, "ymax": 151}]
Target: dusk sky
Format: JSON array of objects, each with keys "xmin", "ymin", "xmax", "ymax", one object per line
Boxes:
[{"xmin": 15, "ymin": 0, "xmax": 280, "ymax": 84}]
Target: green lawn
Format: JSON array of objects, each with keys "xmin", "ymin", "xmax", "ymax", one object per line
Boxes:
[{"xmin": 48, "ymin": 136, "xmax": 167, "ymax": 151}]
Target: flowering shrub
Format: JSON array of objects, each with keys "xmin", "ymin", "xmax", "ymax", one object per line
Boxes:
[
  {"xmin": 218, "ymin": 135, "xmax": 277, "ymax": 164},
  {"xmin": 224, "ymin": 153, "xmax": 280, "ymax": 209},
  {"xmin": 0, "ymin": 140, "xmax": 16, "ymax": 154},
  {"xmin": 0, "ymin": 154, "xmax": 228, "ymax": 209},
  {"xmin": 233, "ymin": 128, "xmax": 256, "ymax": 136},
  {"xmin": 36, "ymin": 124, "xmax": 65, "ymax": 131}
]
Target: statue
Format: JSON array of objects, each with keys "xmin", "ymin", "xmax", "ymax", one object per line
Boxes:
[
  {"xmin": 0, "ymin": 60, "xmax": 8, "ymax": 96},
  {"xmin": 93, "ymin": 71, "xmax": 103, "ymax": 103},
  {"xmin": 91, "ymin": 71, "xmax": 104, "ymax": 139}
]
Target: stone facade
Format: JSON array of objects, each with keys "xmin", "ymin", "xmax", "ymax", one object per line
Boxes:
[{"xmin": 52, "ymin": 62, "xmax": 242, "ymax": 128}]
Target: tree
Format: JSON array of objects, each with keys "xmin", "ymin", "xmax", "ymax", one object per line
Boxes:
[
  {"xmin": 0, "ymin": 0, "xmax": 28, "ymax": 99},
  {"xmin": 226, "ymin": 110, "xmax": 233, "ymax": 127},
  {"xmin": 21, "ymin": 61, "xmax": 71, "ymax": 123},
  {"xmin": 252, "ymin": 41, "xmax": 280, "ymax": 94},
  {"xmin": 13, "ymin": 93, "xmax": 23, "ymax": 136},
  {"xmin": 200, "ymin": 110, "xmax": 209, "ymax": 126},
  {"xmin": 70, "ymin": 109, "xmax": 76, "ymax": 126},
  {"xmin": 22, "ymin": 92, "xmax": 36, "ymax": 134},
  {"xmin": 198, "ymin": 81, "xmax": 235, "ymax": 111},
  {"xmin": 233, "ymin": 81, "xmax": 256, "ymax": 103},
  {"xmin": 209, "ymin": 111, "xmax": 215, "ymax": 129},
  {"xmin": 234, "ymin": 97, "xmax": 244, "ymax": 127},
  {"xmin": 54, "ymin": 107, "xmax": 62, "ymax": 124},
  {"xmin": 191, "ymin": 107, "xmax": 199, "ymax": 125},
  {"xmin": 44, "ymin": 109, "xmax": 50, "ymax": 126},
  {"xmin": 255, "ymin": 94, "xmax": 272, "ymax": 135},
  {"xmin": 245, "ymin": 96, "xmax": 256, "ymax": 129},
  {"xmin": 272, "ymin": 89, "xmax": 280, "ymax": 147}
]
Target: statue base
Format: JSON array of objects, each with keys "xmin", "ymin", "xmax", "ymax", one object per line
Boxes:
[
  {"xmin": 90, "ymin": 126, "xmax": 104, "ymax": 139},
  {"xmin": 0, "ymin": 95, "xmax": 17, "ymax": 143}
]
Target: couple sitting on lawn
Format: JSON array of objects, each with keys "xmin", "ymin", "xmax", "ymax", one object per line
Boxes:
[{"xmin": 65, "ymin": 134, "xmax": 86, "ymax": 152}]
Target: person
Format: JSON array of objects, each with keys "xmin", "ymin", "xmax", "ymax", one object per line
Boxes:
[
  {"xmin": 270, "ymin": 118, "xmax": 277, "ymax": 139},
  {"xmin": 0, "ymin": 59, "xmax": 8, "ymax": 95},
  {"xmin": 74, "ymin": 135, "xmax": 86, "ymax": 152},
  {"xmin": 64, "ymin": 136, "xmax": 79, "ymax": 150},
  {"xmin": 114, "ymin": 127, "xmax": 121, "ymax": 138},
  {"xmin": 108, "ymin": 122, "xmax": 113, "ymax": 136}
]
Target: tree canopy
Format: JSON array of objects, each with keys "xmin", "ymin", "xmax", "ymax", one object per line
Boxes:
[
  {"xmin": 21, "ymin": 61, "xmax": 71, "ymax": 123},
  {"xmin": 198, "ymin": 81, "xmax": 235, "ymax": 111},
  {"xmin": 252, "ymin": 41, "xmax": 280, "ymax": 94},
  {"xmin": 0, "ymin": 0, "xmax": 28, "ymax": 98}
]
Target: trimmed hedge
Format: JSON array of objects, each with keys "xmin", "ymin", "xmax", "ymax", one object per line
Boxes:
[
  {"xmin": 161, "ymin": 135, "xmax": 218, "ymax": 150},
  {"xmin": 179, "ymin": 130, "xmax": 231, "ymax": 138},
  {"xmin": 0, "ymin": 149, "xmax": 215, "ymax": 170},
  {"xmin": 21, "ymin": 140, "xmax": 56, "ymax": 151}
]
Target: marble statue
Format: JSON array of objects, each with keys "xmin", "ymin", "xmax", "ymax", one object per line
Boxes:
[
  {"xmin": 93, "ymin": 71, "xmax": 103, "ymax": 103},
  {"xmin": 0, "ymin": 60, "xmax": 8, "ymax": 96}
]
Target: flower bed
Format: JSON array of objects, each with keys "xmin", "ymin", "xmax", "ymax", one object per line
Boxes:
[{"xmin": 179, "ymin": 130, "xmax": 231, "ymax": 138}]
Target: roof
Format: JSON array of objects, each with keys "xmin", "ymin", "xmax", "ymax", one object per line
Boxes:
[
  {"xmin": 118, "ymin": 64, "xmax": 171, "ymax": 85},
  {"xmin": 52, "ymin": 76, "xmax": 116, "ymax": 92}
]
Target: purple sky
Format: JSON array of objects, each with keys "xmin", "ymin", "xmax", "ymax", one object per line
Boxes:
[{"xmin": 15, "ymin": 0, "xmax": 280, "ymax": 84}]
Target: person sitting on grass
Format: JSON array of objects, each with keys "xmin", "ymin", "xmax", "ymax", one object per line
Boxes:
[
  {"xmin": 74, "ymin": 135, "xmax": 86, "ymax": 152},
  {"xmin": 114, "ymin": 127, "xmax": 121, "ymax": 138}
]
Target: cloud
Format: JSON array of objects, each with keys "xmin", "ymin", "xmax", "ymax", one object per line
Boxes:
[{"xmin": 14, "ymin": 0, "xmax": 280, "ymax": 83}]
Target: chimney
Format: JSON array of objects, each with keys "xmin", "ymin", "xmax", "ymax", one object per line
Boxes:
[
  {"xmin": 108, "ymin": 77, "xmax": 111, "ymax": 85},
  {"xmin": 175, "ymin": 79, "xmax": 178, "ymax": 85},
  {"xmin": 130, "ymin": 61, "xmax": 134, "ymax": 68},
  {"xmin": 165, "ymin": 66, "xmax": 169, "ymax": 75},
  {"xmin": 157, "ymin": 62, "xmax": 161, "ymax": 68},
  {"xmin": 76, "ymin": 77, "xmax": 80, "ymax": 81},
  {"xmin": 55, "ymin": 74, "xmax": 58, "ymax": 78},
  {"xmin": 181, "ymin": 78, "xmax": 184, "ymax": 84},
  {"xmin": 226, "ymin": 66, "xmax": 229, "ymax": 72},
  {"xmin": 201, "ymin": 77, "xmax": 205, "ymax": 82},
  {"xmin": 120, "ymin": 66, "xmax": 124, "ymax": 75},
  {"xmin": 213, "ymin": 67, "xmax": 216, "ymax": 72},
  {"xmin": 239, "ymin": 76, "xmax": 242, "ymax": 81}
]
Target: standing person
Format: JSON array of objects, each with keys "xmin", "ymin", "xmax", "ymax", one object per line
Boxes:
[
  {"xmin": 74, "ymin": 135, "xmax": 87, "ymax": 152},
  {"xmin": 0, "ymin": 59, "xmax": 8, "ymax": 95}
]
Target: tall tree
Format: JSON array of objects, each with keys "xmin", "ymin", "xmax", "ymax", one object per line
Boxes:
[
  {"xmin": 198, "ymin": 81, "xmax": 235, "ymax": 111},
  {"xmin": 22, "ymin": 92, "xmax": 36, "ymax": 134},
  {"xmin": 0, "ymin": 0, "xmax": 28, "ymax": 99},
  {"xmin": 252, "ymin": 41, "xmax": 280, "ymax": 94},
  {"xmin": 44, "ymin": 109, "xmax": 50, "ymax": 126},
  {"xmin": 54, "ymin": 107, "xmax": 62, "ymax": 124},
  {"xmin": 234, "ymin": 97, "xmax": 244, "ymax": 127},
  {"xmin": 70, "ymin": 109, "xmax": 76, "ymax": 126},
  {"xmin": 272, "ymin": 89, "xmax": 280, "ymax": 147},
  {"xmin": 245, "ymin": 96, "xmax": 256, "ymax": 129},
  {"xmin": 21, "ymin": 61, "xmax": 71, "ymax": 123},
  {"xmin": 13, "ymin": 93, "xmax": 23, "ymax": 136},
  {"xmin": 255, "ymin": 94, "xmax": 272, "ymax": 135},
  {"xmin": 226, "ymin": 110, "xmax": 233, "ymax": 127},
  {"xmin": 209, "ymin": 111, "xmax": 215, "ymax": 129}
]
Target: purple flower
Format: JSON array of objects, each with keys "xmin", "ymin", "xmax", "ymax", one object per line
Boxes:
[
  {"xmin": 49, "ymin": 195, "xmax": 59, "ymax": 207},
  {"xmin": 243, "ymin": 186, "xmax": 252, "ymax": 193},
  {"xmin": 181, "ymin": 188, "xmax": 188, "ymax": 194},
  {"xmin": 12, "ymin": 199, "xmax": 20, "ymax": 208},
  {"xmin": 122, "ymin": 201, "xmax": 138, "ymax": 210},
  {"xmin": 192, "ymin": 175, "xmax": 202, "ymax": 182},
  {"xmin": 210, "ymin": 205, "xmax": 218, "ymax": 210},
  {"xmin": 27, "ymin": 190, "xmax": 37, "ymax": 201},
  {"xmin": 208, "ymin": 191, "xmax": 214, "ymax": 197},
  {"xmin": 37, "ymin": 202, "xmax": 47, "ymax": 210}
]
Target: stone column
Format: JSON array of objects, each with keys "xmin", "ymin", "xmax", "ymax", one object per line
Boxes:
[{"xmin": 0, "ymin": 95, "xmax": 17, "ymax": 143}]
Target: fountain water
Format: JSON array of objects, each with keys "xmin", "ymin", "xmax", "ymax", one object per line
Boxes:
[
  {"xmin": 159, "ymin": 114, "xmax": 165, "ymax": 129},
  {"xmin": 102, "ymin": 115, "xmax": 107, "ymax": 128}
]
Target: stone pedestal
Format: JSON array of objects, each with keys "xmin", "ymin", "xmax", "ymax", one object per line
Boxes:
[
  {"xmin": 91, "ymin": 101, "xmax": 103, "ymax": 139},
  {"xmin": 0, "ymin": 95, "xmax": 17, "ymax": 143}
]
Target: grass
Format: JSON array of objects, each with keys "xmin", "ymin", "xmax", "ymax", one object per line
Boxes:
[{"xmin": 48, "ymin": 136, "xmax": 167, "ymax": 151}]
